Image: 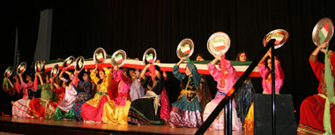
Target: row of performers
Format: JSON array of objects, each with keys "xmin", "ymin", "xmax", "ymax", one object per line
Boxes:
[{"xmin": 1, "ymin": 43, "xmax": 333, "ymax": 134}]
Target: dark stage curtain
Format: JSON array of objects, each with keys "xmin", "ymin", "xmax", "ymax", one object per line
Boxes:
[{"xmin": 2, "ymin": 0, "xmax": 335, "ymax": 122}]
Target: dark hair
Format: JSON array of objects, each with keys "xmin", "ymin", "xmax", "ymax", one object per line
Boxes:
[
  {"xmin": 27, "ymin": 89, "xmax": 34, "ymax": 99},
  {"xmin": 97, "ymin": 69, "xmax": 106, "ymax": 85},
  {"xmin": 120, "ymin": 67, "xmax": 129, "ymax": 77},
  {"xmin": 264, "ymin": 56, "xmax": 271, "ymax": 70},
  {"xmin": 235, "ymin": 51, "xmax": 248, "ymax": 61}
]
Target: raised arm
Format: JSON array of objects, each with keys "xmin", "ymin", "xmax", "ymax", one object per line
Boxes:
[
  {"xmin": 65, "ymin": 71, "xmax": 74, "ymax": 80},
  {"xmin": 207, "ymin": 55, "xmax": 222, "ymax": 81},
  {"xmin": 312, "ymin": 42, "xmax": 328, "ymax": 56},
  {"xmin": 73, "ymin": 70, "xmax": 79, "ymax": 87},
  {"xmin": 172, "ymin": 58, "xmax": 186, "ymax": 81},
  {"xmin": 140, "ymin": 64, "xmax": 151, "ymax": 80}
]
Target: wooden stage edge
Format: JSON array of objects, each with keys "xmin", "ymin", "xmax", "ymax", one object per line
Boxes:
[{"xmin": 0, "ymin": 116, "xmax": 250, "ymax": 135}]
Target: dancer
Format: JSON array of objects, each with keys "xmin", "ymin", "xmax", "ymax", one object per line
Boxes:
[
  {"xmin": 102, "ymin": 66, "xmax": 131, "ymax": 124},
  {"xmin": 244, "ymin": 49, "xmax": 284, "ymax": 132},
  {"xmin": 169, "ymin": 58, "xmax": 202, "ymax": 128},
  {"xmin": 127, "ymin": 64, "xmax": 165, "ymax": 125},
  {"xmin": 234, "ymin": 51, "xmax": 255, "ymax": 124},
  {"xmin": 2, "ymin": 77, "xmax": 15, "ymax": 116},
  {"xmin": 53, "ymin": 68, "xmax": 78, "ymax": 120},
  {"xmin": 27, "ymin": 73, "xmax": 57, "ymax": 119},
  {"xmin": 156, "ymin": 59, "xmax": 171, "ymax": 122},
  {"xmin": 298, "ymin": 42, "xmax": 335, "ymax": 134},
  {"xmin": 12, "ymin": 72, "xmax": 34, "ymax": 118},
  {"xmin": 81, "ymin": 65, "xmax": 112, "ymax": 122},
  {"xmin": 203, "ymin": 54, "xmax": 242, "ymax": 130},
  {"xmin": 129, "ymin": 69, "xmax": 145, "ymax": 101},
  {"xmin": 73, "ymin": 70, "xmax": 92, "ymax": 121}
]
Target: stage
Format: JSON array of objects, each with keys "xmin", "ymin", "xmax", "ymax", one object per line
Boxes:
[{"xmin": 0, "ymin": 117, "xmax": 249, "ymax": 135}]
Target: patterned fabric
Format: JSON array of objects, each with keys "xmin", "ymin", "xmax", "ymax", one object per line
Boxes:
[
  {"xmin": 12, "ymin": 81, "xmax": 34, "ymax": 117},
  {"xmin": 169, "ymin": 64, "xmax": 202, "ymax": 128},
  {"xmin": 80, "ymin": 68, "xmax": 111, "ymax": 122},
  {"xmin": 73, "ymin": 81, "xmax": 91, "ymax": 121},
  {"xmin": 127, "ymin": 76, "xmax": 165, "ymax": 125},
  {"xmin": 234, "ymin": 78, "xmax": 255, "ymax": 124}
]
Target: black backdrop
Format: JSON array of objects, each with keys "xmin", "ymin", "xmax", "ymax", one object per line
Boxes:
[{"xmin": 2, "ymin": 0, "xmax": 335, "ymax": 123}]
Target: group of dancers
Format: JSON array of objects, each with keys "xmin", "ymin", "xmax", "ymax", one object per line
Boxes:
[{"xmin": 1, "ymin": 41, "xmax": 334, "ymax": 134}]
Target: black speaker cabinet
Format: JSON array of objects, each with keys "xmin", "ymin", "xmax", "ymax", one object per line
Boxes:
[{"xmin": 254, "ymin": 94, "xmax": 297, "ymax": 135}]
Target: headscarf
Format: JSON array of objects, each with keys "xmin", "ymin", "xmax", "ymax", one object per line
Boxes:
[{"xmin": 323, "ymin": 46, "xmax": 335, "ymax": 134}]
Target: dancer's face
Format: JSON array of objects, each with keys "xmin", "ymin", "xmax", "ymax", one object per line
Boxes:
[
  {"xmin": 239, "ymin": 53, "xmax": 247, "ymax": 62},
  {"xmin": 267, "ymin": 58, "xmax": 272, "ymax": 70},
  {"xmin": 99, "ymin": 71, "xmax": 106, "ymax": 79},
  {"xmin": 185, "ymin": 66, "xmax": 192, "ymax": 76},
  {"xmin": 26, "ymin": 75, "xmax": 32, "ymax": 82},
  {"xmin": 83, "ymin": 73, "xmax": 89, "ymax": 81}
]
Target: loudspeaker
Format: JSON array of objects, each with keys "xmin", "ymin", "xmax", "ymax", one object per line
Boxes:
[{"xmin": 254, "ymin": 94, "xmax": 297, "ymax": 135}]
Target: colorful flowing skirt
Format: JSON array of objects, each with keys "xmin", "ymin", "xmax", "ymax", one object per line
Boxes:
[
  {"xmin": 203, "ymin": 101, "xmax": 242, "ymax": 130},
  {"xmin": 73, "ymin": 92, "xmax": 91, "ymax": 121},
  {"xmin": 160, "ymin": 88, "xmax": 170, "ymax": 121},
  {"xmin": 26, "ymin": 98, "xmax": 57, "ymax": 119},
  {"xmin": 234, "ymin": 82, "xmax": 255, "ymax": 124},
  {"xmin": 297, "ymin": 95, "xmax": 335, "ymax": 134},
  {"xmin": 53, "ymin": 107, "xmax": 75, "ymax": 121},
  {"xmin": 169, "ymin": 94, "xmax": 202, "ymax": 128},
  {"xmin": 127, "ymin": 98, "xmax": 165, "ymax": 125},
  {"xmin": 12, "ymin": 98, "xmax": 30, "ymax": 118},
  {"xmin": 102, "ymin": 100, "xmax": 131, "ymax": 124},
  {"xmin": 80, "ymin": 93, "xmax": 109, "ymax": 122},
  {"xmin": 244, "ymin": 102, "xmax": 254, "ymax": 133}
]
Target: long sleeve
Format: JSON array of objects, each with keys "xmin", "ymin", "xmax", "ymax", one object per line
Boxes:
[
  {"xmin": 172, "ymin": 65, "xmax": 185, "ymax": 81},
  {"xmin": 207, "ymin": 63, "xmax": 221, "ymax": 82},
  {"xmin": 73, "ymin": 72, "xmax": 79, "ymax": 87},
  {"xmin": 34, "ymin": 76, "xmax": 38, "ymax": 91},
  {"xmin": 258, "ymin": 62, "xmax": 269, "ymax": 79},
  {"xmin": 15, "ymin": 80, "xmax": 21, "ymax": 94},
  {"xmin": 274, "ymin": 60, "xmax": 284, "ymax": 91},
  {"xmin": 90, "ymin": 71, "xmax": 100, "ymax": 85},
  {"xmin": 309, "ymin": 55, "xmax": 324, "ymax": 81},
  {"xmin": 104, "ymin": 68, "xmax": 112, "ymax": 88}
]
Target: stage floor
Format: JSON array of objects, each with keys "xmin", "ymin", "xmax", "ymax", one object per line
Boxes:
[{"xmin": 0, "ymin": 116, "xmax": 250, "ymax": 135}]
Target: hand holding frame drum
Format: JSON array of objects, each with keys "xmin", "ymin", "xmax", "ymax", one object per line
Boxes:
[
  {"xmin": 111, "ymin": 49, "xmax": 127, "ymax": 67},
  {"xmin": 16, "ymin": 62, "xmax": 27, "ymax": 75},
  {"xmin": 50, "ymin": 64, "xmax": 60, "ymax": 78},
  {"xmin": 4, "ymin": 66, "xmax": 14, "ymax": 78},
  {"xmin": 207, "ymin": 32, "xmax": 231, "ymax": 60},
  {"xmin": 75, "ymin": 56, "xmax": 85, "ymax": 72},
  {"xmin": 93, "ymin": 47, "xmax": 107, "ymax": 64},
  {"xmin": 263, "ymin": 29, "xmax": 289, "ymax": 49},
  {"xmin": 34, "ymin": 60, "xmax": 45, "ymax": 73},
  {"xmin": 176, "ymin": 38, "xmax": 194, "ymax": 59},
  {"xmin": 62, "ymin": 56, "xmax": 75, "ymax": 68},
  {"xmin": 312, "ymin": 17, "xmax": 334, "ymax": 46},
  {"xmin": 142, "ymin": 48, "xmax": 157, "ymax": 65}
]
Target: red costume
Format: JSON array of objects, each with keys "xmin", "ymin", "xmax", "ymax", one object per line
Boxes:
[{"xmin": 298, "ymin": 51, "xmax": 335, "ymax": 134}]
